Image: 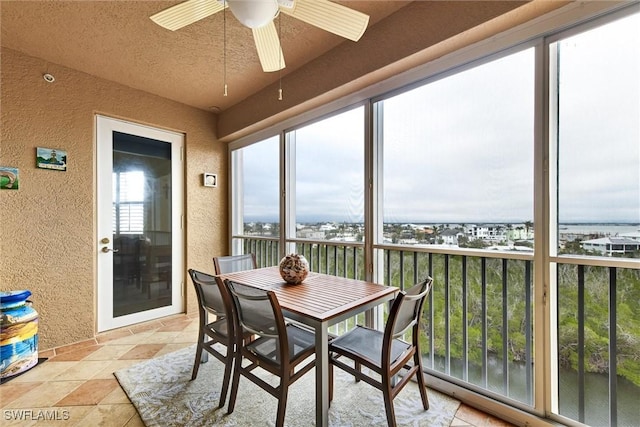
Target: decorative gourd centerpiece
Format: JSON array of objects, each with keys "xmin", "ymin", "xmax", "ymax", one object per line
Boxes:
[{"xmin": 279, "ymin": 253, "xmax": 309, "ymax": 284}]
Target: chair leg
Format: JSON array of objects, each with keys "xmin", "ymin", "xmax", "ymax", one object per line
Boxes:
[
  {"xmin": 191, "ymin": 339, "xmax": 204, "ymax": 380},
  {"xmin": 276, "ymin": 379, "xmax": 290, "ymax": 427},
  {"xmin": 218, "ymin": 354, "xmax": 234, "ymax": 408},
  {"xmin": 414, "ymin": 352, "xmax": 430, "ymax": 410},
  {"xmin": 382, "ymin": 377, "xmax": 397, "ymax": 427},
  {"xmin": 355, "ymin": 361, "xmax": 361, "ymax": 383},
  {"xmin": 227, "ymin": 354, "xmax": 242, "ymax": 415},
  {"xmin": 329, "ymin": 363, "xmax": 333, "ymax": 404}
]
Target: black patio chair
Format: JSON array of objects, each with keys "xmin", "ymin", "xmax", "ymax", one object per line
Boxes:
[
  {"xmin": 225, "ymin": 279, "xmax": 317, "ymax": 427},
  {"xmin": 213, "ymin": 253, "xmax": 257, "ymax": 275},
  {"xmin": 328, "ymin": 276, "xmax": 433, "ymax": 427},
  {"xmin": 187, "ymin": 269, "xmax": 242, "ymax": 408}
]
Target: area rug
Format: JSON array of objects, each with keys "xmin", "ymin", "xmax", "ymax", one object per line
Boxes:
[{"xmin": 114, "ymin": 345, "xmax": 460, "ymax": 427}]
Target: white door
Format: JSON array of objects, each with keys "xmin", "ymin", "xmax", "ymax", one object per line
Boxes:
[{"xmin": 96, "ymin": 115, "xmax": 184, "ymax": 332}]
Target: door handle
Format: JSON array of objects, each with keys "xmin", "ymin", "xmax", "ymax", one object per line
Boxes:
[{"xmin": 101, "ymin": 247, "xmax": 119, "ymax": 253}]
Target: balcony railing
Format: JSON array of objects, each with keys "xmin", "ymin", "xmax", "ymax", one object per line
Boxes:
[
  {"xmin": 379, "ymin": 244, "xmax": 534, "ymax": 408},
  {"xmin": 554, "ymin": 259, "xmax": 640, "ymax": 426},
  {"xmin": 234, "ymin": 235, "xmax": 640, "ymax": 425},
  {"xmin": 241, "ymin": 236, "xmax": 365, "ymax": 278},
  {"xmin": 242, "ymin": 236, "xmax": 280, "ymax": 267}
]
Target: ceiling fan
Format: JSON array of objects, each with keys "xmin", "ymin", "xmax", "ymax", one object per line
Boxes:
[{"xmin": 150, "ymin": 0, "xmax": 369, "ymax": 72}]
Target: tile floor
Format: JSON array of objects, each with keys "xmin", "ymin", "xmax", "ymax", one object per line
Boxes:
[{"xmin": 1, "ymin": 313, "xmax": 514, "ymax": 426}]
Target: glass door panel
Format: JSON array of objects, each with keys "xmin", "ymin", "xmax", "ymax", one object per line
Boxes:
[{"xmin": 112, "ymin": 133, "xmax": 173, "ymax": 317}]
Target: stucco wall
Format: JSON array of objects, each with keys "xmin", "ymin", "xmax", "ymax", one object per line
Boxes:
[{"xmin": 0, "ymin": 48, "xmax": 226, "ymax": 350}]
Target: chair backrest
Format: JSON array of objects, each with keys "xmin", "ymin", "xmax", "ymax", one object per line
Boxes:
[
  {"xmin": 213, "ymin": 254, "xmax": 257, "ymax": 275},
  {"xmin": 225, "ymin": 280, "xmax": 289, "ymax": 364},
  {"xmin": 386, "ymin": 276, "xmax": 433, "ymax": 342},
  {"xmin": 188, "ymin": 268, "xmax": 228, "ymax": 316}
]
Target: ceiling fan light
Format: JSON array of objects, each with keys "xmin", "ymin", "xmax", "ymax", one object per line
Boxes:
[{"xmin": 228, "ymin": 0, "xmax": 279, "ymax": 29}]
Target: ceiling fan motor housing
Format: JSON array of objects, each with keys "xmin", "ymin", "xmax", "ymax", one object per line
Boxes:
[{"xmin": 226, "ymin": 0, "xmax": 279, "ymax": 29}]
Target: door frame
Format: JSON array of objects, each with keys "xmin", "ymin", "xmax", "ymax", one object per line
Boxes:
[{"xmin": 96, "ymin": 115, "xmax": 185, "ymax": 332}]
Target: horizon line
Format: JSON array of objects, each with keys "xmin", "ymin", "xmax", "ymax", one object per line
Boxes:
[{"xmin": 244, "ymin": 220, "xmax": 640, "ymax": 225}]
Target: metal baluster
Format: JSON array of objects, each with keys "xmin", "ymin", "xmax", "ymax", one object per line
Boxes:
[
  {"xmin": 462, "ymin": 256, "xmax": 468, "ymax": 382},
  {"xmin": 502, "ymin": 258, "xmax": 509, "ymax": 395},
  {"xmin": 481, "ymin": 257, "xmax": 488, "ymax": 388},
  {"xmin": 609, "ymin": 267, "xmax": 618, "ymax": 427},
  {"xmin": 525, "ymin": 260, "xmax": 532, "ymax": 404},
  {"xmin": 445, "ymin": 254, "xmax": 450, "ymax": 375},
  {"xmin": 578, "ymin": 264, "xmax": 585, "ymax": 423}
]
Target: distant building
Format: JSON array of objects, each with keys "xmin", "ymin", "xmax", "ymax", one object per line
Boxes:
[
  {"xmin": 580, "ymin": 237, "xmax": 640, "ymax": 256},
  {"xmin": 319, "ymin": 223, "xmax": 336, "ymax": 232},
  {"xmin": 506, "ymin": 227, "xmax": 534, "ymax": 241},
  {"xmin": 620, "ymin": 231, "xmax": 640, "ymax": 241},
  {"xmin": 440, "ymin": 229, "xmax": 464, "ymax": 245},
  {"xmin": 468, "ymin": 224, "xmax": 505, "ymax": 242},
  {"xmin": 296, "ymin": 227, "xmax": 324, "ymax": 239}
]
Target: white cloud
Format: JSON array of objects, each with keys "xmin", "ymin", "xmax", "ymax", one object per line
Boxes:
[{"xmin": 240, "ymin": 13, "xmax": 639, "ymax": 224}]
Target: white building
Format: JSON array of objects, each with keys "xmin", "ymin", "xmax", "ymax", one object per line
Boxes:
[
  {"xmin": 468, "ymin": 224, "xmax": 506, "ymax": 242},
  {"xmin": 440, "ymin": 229, "xmax": 464, "ymax": 245},
  {"xmin": 620, "ymin": 231, "xmax": 640, "ymax": 241},
  {"xmin": 580, "ymin": 237, "xmax": 640, "ymax": 256}
]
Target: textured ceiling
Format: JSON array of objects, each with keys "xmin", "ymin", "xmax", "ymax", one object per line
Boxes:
[{"xmin": 0, "ymin": 0, "xmax": 412, "ymax": 112}]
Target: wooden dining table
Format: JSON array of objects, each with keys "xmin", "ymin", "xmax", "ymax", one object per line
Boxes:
[{"xmin": 217, "ymin": 266, "xmax": 397, "ymax": 427}]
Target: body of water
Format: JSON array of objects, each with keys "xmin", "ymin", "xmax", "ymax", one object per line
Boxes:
[
  {"xmin": 430, "ymin": 354, "xmax": 639, "ymax": 426},
  {"xmin": 559, "ymin": 223, "xmax": 640, "ymax": 236}
]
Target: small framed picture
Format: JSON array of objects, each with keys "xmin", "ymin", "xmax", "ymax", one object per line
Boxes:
[
  {"xmin": 36, "ymin": 147, "xmax": 67, "ymax": 171},
  {"xmin": 0, "ymin": 167, "xmax": 19, "ymax": 190},
  {"xmin": 203, "ymin": 173, "xmax": 217, "ymax": 188}
]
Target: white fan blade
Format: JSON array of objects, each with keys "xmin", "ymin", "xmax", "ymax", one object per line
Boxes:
[
  {"xmin": 253, "ymin": 22, "xmax": 286, "ymax": 72},
  {"xmin": 150, "ymin": 0, "xmax": 226, "ymax": 31},
  {"xmin": 281, "ymin": 0, "xmax": 369, "ymax": 42}
]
